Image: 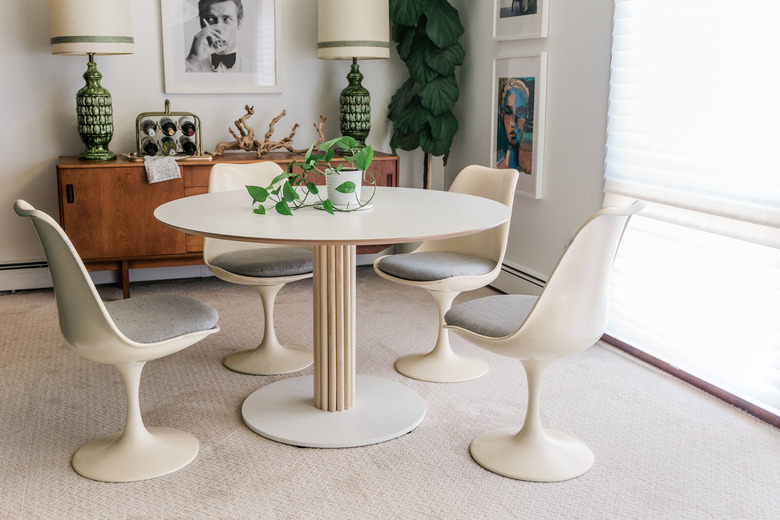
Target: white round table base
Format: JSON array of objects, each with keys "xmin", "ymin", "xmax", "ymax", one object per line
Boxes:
[
  {"xmin": 223, "ymin": 346, "xmax": 313, "ymax": 376},
  {"xmin": 72, "ymin": 427, "xmax": 199, "ymax": 482},
  {"xmin": 470, "ymin": 426, "xmax": 594, "ymax": 482},
  {"xmin": 395, "ymin": 352, "xmax": 489, "ymax": 383},
  {"xmin": 242, "ymin": 375, "xmax": 426, "ymax": 448}
]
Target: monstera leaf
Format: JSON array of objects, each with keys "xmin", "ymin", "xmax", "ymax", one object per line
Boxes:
[
  {"xmin": 406, "ymin": 42, "xmax": 440, "ymax": 85},
  {"xmin": 395, "ymin": 96, "xmax": 430, "ymax": 135},
  {"xmin": 419, "ymin": 127, "xmax": 451, "ymax": 158},
  {"xmin": 389, "ymin": 0, "xmax": 422, "ymax": 26},
  {"xmin": 393, "ymin": 24, "xmax": 415, "ymax": 59},
  {"xmin": 424, "ymin": 42, "xmax": 465, "ymax": 76},
  {"xmin": 420, "ymin": 76, "xmax": 459, "ymax": 116},
  {"xmin": 428, "ymin": 111, "xmax": 458, "ymax": 144},
  {"xmin": 388, "ymin": 77, "xmax": 416, "ymax": 121},
  {"xmin": 421, "ymin": 0, "xmax": 464, "ymax": 49}
]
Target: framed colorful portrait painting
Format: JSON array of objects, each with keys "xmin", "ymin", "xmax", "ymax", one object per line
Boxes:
[
  {"xmin": 491, "ymin": 52, "xmax": 547, "ymax": 199},
  {"xmin": 161, "ymin": 0, "xmax": 280, "ymax": 93},
  {"xmin": 493, "ymin": 0, "xmax": 550, "ymax": 40}
]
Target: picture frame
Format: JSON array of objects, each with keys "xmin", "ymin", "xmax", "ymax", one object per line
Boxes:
[
  {"xmin": 491, "ymin": 52, "xmax": 547, "ymax": 199},
  {"xmin": 493, "ymin": 0, "xmax": 550, "ymax": 41},
  {"xmin": 160, "ymin": 0, "xmax": 281, "ymax": 94}
]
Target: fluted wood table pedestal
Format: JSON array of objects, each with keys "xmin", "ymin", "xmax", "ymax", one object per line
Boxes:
[{"xmin": 241, "ymin": 244, "xmax": 426, "ymax": 448}]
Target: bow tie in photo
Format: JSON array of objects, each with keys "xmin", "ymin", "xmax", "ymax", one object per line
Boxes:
[{"xmin": 211, "ymin": 52, "xmax": 236, "ymax": 69}]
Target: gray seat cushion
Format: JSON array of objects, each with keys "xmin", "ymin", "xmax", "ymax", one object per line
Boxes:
[
  {"xmin": 376, "ymin": 251, "xmax": 496, "ymax": 282},
  {"xmin": 105, "ymin": 294, "xmax": 219, "ymax": 344},
  {"xmin": 445, "ymin": 294, "xmax": 538, "ymax": 338},
  {"xmin": 210, "ymin": 248, "xmax": 313, "ymax": 277}
]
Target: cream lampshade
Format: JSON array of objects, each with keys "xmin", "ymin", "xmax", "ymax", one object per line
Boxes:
[
  {"xmin": 50, "ymin": 0, "xmax": 134, "ymax": 161},
  {"xmin": 317, "ymin": 0, "xmax": 389, "ymax": 150}
]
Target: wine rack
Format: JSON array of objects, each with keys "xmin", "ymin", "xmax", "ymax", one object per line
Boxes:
[{"xmin": 126, "ymin": 99, "xmax": 212, "ymax": 161}]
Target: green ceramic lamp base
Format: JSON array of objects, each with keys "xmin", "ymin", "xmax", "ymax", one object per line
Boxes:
[
  {"xmin": 77, "ymin": 55, "xmax": 116, "ymax": 161},
  {"xmin": 339, "ymin": 59, "xmax": 370, "ymax": 150},
  {"xmin": 78, "ymin": 145, "xmax": 116, "ymax": 162}
]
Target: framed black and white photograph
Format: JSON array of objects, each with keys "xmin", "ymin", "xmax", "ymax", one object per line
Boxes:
[
  {"xmin": 493, "ymin": 0, "xmax": 549, "ymax": 40},
  {"xmin": 161, "ymin": 0, "xmax": 280, "ymax": 93},
  {"xmin": 491, "ymin": 52, "xmax": 547, "ymax": 198}
]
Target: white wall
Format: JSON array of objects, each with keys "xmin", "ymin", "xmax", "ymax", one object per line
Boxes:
[
  {"xmin": 1, "ymin": 0, "xmax": 613, "ymax": 293},
  {"xmin": 448, "ymin": 0, "xmax": 614, "ymax": 292}
]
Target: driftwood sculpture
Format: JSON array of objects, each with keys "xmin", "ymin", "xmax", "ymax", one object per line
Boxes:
[{"xmin": 214, "ymin": 105, "xmax": 326, "ymax": 157}]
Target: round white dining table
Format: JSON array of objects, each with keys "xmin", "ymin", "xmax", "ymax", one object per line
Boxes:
[{"xmin": 155, "ymin": 186, "xmax": 511, "ymax": 448}]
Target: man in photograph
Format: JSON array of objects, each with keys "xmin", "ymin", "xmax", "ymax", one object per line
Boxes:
[{"xmin": 185, "ymin": 0, "xmax": 244, "ymax": 72}]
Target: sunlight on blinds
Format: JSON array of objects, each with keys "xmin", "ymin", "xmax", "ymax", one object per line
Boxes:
[
  {"xmin": 609, "ymin": 216, "xmax": 780, "ymax": 415},
  {"xmin": 605, "ymin": 0, "xmax": 780, "ymax": 416},
  {"xmin": 607, "ymin": 0, "xmax": 780, "ymax": 245}
]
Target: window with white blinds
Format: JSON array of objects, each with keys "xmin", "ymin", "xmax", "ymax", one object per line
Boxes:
[{"xmin": 605, "ymin": 0, "xmax": 780, "ymax": 418}]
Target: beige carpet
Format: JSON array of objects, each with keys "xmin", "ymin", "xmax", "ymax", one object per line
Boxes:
[{"xmin": 0, "ymin": 267, "xmax": 778, "ymax": 519}]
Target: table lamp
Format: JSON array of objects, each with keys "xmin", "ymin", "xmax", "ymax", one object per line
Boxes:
[
  {"xmin": 50, "ymin": 0, "xmax": 134, "ymax": 161},
  {"xmin": 317, "ymin": 0, "xmax": 389, "ymax": 150}
]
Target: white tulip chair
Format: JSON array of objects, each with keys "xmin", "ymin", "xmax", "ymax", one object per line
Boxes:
[
  {"xmin": 374, "ymin": 165, "xmax": 519, "ymax": 382},
  {"xmin": 444, "ymin": 202, "xmax": 643, "ymax": 481},
  {"xmin": 204, "ymin": 162, "xmax": 313, "ymax": 375},
  {"xmin": 14, "ymin": 200, "xmax": 220, "ymax": 482}
]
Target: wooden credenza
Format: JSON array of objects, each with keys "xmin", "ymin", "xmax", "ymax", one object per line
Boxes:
[{"xmin": 56, "ymin": 152, "xmax": 399, "ymax": 297}]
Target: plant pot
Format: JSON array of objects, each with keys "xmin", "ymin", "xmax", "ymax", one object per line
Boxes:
[{"xmin": 325, "ymin": 169, "xmax": 363, "ymax": 207}]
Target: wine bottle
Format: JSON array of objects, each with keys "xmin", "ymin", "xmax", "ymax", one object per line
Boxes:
[
  {"xmin": 140, "ymin": 117, "xmax": 158, "ymax": 137},
  {"xmin": 161, "ymin": 136, "xmax": 177, "ymax": 155},
  {"xmin": 178, "ymin": 116, "xmax": 196, "ymax": 137},
  {"xmin": 160, "ymin": 117, "xmax": 177, "ymax": 136},
  {"xmin": 179, "ymin": 136, "xmax": 197, "ymax": 155},
  {"xmin": 141, "ymin": 137, "xmax": 159, "ymax": 156}
]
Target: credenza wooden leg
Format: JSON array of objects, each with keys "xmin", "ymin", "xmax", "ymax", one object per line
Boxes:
[{"xmin": 121, "ymin": 260, "xmax": 130, "ymax": 299}]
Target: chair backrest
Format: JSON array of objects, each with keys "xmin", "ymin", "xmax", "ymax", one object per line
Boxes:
[
  {"xmin": 508, "ymin": 202, "xmax": 644, "ymax": 358},
  {"xmin": 417, "ymin": 165, "xmax": 519, "ymax": 263},
  {"xmin": 203, "ymin": 161, "xmax": 289, "ymax": 262},
  {"xmin": 14, "ymin": 200, "xmax": 127, "ymax": 351}
]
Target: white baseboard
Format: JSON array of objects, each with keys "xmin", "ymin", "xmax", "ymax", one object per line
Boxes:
[
  {"xmin": 0, "ymin": 264, "xmax": 53, "ymax": 291},
  {"xmin": 0, "ymin": 264, "xmax": 215, "ymax": 292},
  {"xmin": 1, "ymin": 253, "xmax": 384, "ymax": 293}
]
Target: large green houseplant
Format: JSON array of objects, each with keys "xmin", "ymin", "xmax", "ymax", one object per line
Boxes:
[
  {"xmin": 246, "ymin": 136, "xmax": 376, "ymax": 215},
  {"xmin": 387, "ymin": 0, "xmax": 465, "ymax": 180}
]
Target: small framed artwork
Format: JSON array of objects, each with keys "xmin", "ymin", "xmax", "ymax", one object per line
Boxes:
[
  {"xmin": 160, "ymin": 0, "xmax": 281, "ymax": 94},
  {"xmin": 493, "ymin": 0, "xmax": 550, "ymax": 40},
  {"xmin": 491, "ymin": 52, "xmax": 547, "ymax": 199}
]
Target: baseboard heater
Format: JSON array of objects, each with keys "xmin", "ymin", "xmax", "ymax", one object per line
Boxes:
[
  {"xmin": 0, "ymin": 261, "xmax": 49, "ymax": 271},
  {"xmin": 0, "ymin": 261, "xmax": 54, "ymax": 292},
  {"xmin": 500, "ymin": 262, "xmax": 546, "ymax": 288}
]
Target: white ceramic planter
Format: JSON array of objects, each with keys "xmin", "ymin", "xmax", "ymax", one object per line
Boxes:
[{"xmin": 325, "ymin": 169, "xmax": 363, "ymax": 207}]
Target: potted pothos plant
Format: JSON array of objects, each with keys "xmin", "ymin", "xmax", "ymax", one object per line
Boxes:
[{"xmin": 246, "ymin": 136, "xmax": 376, "ymax": 215}]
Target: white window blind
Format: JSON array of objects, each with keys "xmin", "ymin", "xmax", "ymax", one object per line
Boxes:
[{"xmin": 605, "ymin": 0, "xmax": 780, "ymax": 417}]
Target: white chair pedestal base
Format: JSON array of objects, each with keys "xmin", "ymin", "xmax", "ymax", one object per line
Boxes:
[
  {"xmin": 470, "ymin": 427, "xmax": 594, "ymax": 482},
  {"xmin": 72, "ymin": 427, "xmax": 199, "ymax": 483},
  {"xmin": 223, "ymin": 345, "xmax": 313, "ymax": 375},
  {"xmin": 222, "ymin": 283, "xmax": 313, "ymax": 375},
  {"xmin": 394, "ymin": 351, "xmax": 489, "ymax": 383},
  {"xmin": 395, "ymin": 289, "xmax": 489, "ymax": 383}
]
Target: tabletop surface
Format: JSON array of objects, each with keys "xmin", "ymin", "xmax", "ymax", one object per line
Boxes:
[{"xmin": 154, "ymin": 187, "xmax": 511, "ymax": 246}]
